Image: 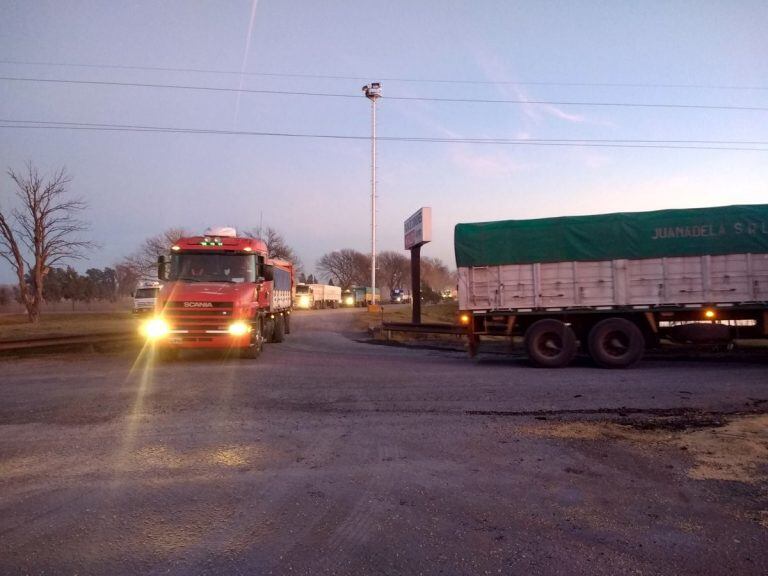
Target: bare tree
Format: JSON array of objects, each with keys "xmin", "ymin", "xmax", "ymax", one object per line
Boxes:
[
  {"xmin": 377, "ymin": 251, "xmax": 410, "ymax": 293},
  {"xmin": 244, "ymin": 226, "xmax": 303, "ymax": 272},
  {"xmin": 0, "ymin": 164, "xmax": 91, "ymax": 322},
  {"xmin": 119, "ymin": 227, "xmax": 187, "ymax": 279},
  {"xmin": 421, "ymin": 256, "xmax": 455, "ymax": 293},
  {"xmin": 317, "ymin": 249, "xmax": 370, "ymax": 289}
]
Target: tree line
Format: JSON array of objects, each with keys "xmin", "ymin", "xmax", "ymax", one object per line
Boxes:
[
  {"xmin": 316, "ymin": 249, "xmax": 454, "ymax": 296},
  {"xmin": 1, "ymin": 162, "xmax": 455, "ymax": 322}
]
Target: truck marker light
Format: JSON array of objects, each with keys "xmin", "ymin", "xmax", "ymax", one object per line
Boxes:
[
  {"xmin": 704, "ymin": 309, "xmax": 716, "ymax": 319},
  {"xmin": 142, "ymin": 318, "xmax": 169, "ymax": 339},
  {"xmin": 171, "ymin": 245, "xmax": 180, "ymax": 251},
  {"xmin": 459, "ymin": 314, "xmax": 471, "ymax": 325},
  {"xmin": 243, "ymin": 247, "xmax": 252, "ymax": 252},
  {"xmin": 228, "ymin": 321, "xmax": 251, "ymax": 336}
]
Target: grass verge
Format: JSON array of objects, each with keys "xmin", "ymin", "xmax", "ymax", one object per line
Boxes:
[{"xmin": 0, "ymin": 312, "xmax": 138, "ymax": 341}]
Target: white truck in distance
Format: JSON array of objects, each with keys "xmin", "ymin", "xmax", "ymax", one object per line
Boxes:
[
  {"xmin": 293, "ymin": 283, "xmax": 342, "ymax": 309},
  {"xmin": 132, "ymin": 280, "xmax": 161, "ymax": 314},
  {"xmin": 456, "ymin": 204, "xmax": 768, "ymax": 368}
]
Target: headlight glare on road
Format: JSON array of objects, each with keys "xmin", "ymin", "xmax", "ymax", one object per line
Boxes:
[
  {"xmin": 142, "ymin": 318, "xmax": 169, "ymax": 339},
  {"xmin": 228, "ymin": 321, "xmax": 251, "ymax": 336}
]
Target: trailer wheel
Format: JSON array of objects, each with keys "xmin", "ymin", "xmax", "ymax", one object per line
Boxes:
[
  {"xmin": 588, "ymin": 318, "xmax": 644, "ymax": 368},
  {"xmin": 241, "ymin": 319, "xmax": 263, "ymax": 359},
  {"xmin": 524, "ymin": 319, "xmax": 577, "ymax": 368},
  {"xmin": 271, "ymin": 314, "xmax": 285, "ymax": 343}
]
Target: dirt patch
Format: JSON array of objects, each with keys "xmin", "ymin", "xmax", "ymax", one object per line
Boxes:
[
  {"xmin": 678, "ymin": 415, "xmax": 768, "ymax": 483},
  {"xmin": 521, "ymin": 414, "xmax": 768, "ymax": 485}
]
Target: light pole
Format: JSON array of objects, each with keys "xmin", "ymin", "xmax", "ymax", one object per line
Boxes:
[{"xmin": 362, "ymin": 82, "xmax": 381, "ymax": 306}]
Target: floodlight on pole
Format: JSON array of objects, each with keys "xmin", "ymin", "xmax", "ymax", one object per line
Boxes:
[{"xmin": 362, "ymin": 82, "xmax": 381, "ymax": 306}]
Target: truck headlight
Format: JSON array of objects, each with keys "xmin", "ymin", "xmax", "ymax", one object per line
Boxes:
[
  {"xmin": 344, "ymin": 296, "xmax": 354, "ymax": 306},
  {"xmin": 228, "ymin": 321, "xmax": 251, "ymax": 336},
  {"xmin": 299, "ymin": 295, "xmax": 310, "ymax": 307},
  {"xmin": 142, "ymin": 318, "xmax": 169, "ymax": 339}
]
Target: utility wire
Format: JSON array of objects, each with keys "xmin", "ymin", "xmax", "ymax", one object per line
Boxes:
[
  {"xmin": 1, "ymin": 119, "xmax": 766, "ymax": 152},
  {"xmin": 1, "ymin": 59, "xmax": 766, "ymax": 91},
  {"xmin": 5, "ymin": 118, "xmax": 767, "ymax": 145},
  {"xmin": 1, "ymin": 76, "xmax": 767, "ymax": 112}
]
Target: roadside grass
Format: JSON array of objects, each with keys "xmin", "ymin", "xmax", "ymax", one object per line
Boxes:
[
  {"xmin": 0, "ymin": 312, "xmax": 138, "ymax": 341},
  {"xmin": 378, "ymin": 301, "xmax": 459, "ymax": 324}
]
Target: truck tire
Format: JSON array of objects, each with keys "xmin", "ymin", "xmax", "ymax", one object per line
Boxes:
[
  {"xmin": 271, "ymin": 315, "xmax": 285, "ymax": 343},
  {"xmin": 588, "ymin": 318, "xmax": 644, "ymax": 368},
  {"xmin": 284, "ymin": 313, "xmax": 291, "ymax": 334},
  {"xmin": 241, "ymin": 319, "xmax": 263, "ymax": 359},
  {"xmin": 524, "ymin": 319, "xmax": 577, "ymax": 368}
]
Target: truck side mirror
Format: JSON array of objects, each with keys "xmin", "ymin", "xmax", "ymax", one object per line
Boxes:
[{"xmin": 157, "ymin": 255, "xmax": 169, "ymax": 281}]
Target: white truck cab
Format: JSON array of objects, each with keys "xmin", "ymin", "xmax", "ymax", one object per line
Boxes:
[{"xmin": 133, "ymin": 280, "xmax": 161, "ymax": 314}]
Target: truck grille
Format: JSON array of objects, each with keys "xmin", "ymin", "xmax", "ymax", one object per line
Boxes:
[{"xmin": 163, "ymin": 301, "xmax": 234, "ymax": 333}]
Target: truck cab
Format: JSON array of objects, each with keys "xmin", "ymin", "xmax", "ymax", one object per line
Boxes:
[
  {"xmin": 133, "ymin": 281, "xmax": 161, "ymax": 314},
  {"xmin": 141, "ymin": 227, "xmax": 293, "ymax": 359},
  {"xmin": 294, "ymin": 283, "xmax": 314, "ymax": 309}
]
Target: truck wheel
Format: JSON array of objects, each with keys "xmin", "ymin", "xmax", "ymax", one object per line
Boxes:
[
  {"xmin": 524, "ymin": 319, "xmax": 577, "ymax": 368},
  {"xmin": 241, "ymin": 320, "xmax": 263, "ymax": 359},
  {"xmin": 271, "ymin": 315, "xmax": 285, "ymax": 343},
  {"xmin": 588, "ymin": 318, "xmax": 644, "ymax": 368},
  {"xmin": 284, "ymin": 313, "xmax": 291, "ymax": 334}
]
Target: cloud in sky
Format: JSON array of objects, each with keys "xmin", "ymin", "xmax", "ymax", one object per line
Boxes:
[{"xmin": 449, "ymin": 145, "xmax": 530, "ymax": 178}]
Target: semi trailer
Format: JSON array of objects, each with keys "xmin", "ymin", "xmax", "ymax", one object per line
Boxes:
[
  {"xmin": 141, "ymin": 227, "xmax": 294, "ymax": 359},
  {"xmin": 455, "ymin": 204, "xmax": 768, "ymax": 368},
  {"xmin": 293, "ymin": 283, "xmax": 342, "ymax": 309}
]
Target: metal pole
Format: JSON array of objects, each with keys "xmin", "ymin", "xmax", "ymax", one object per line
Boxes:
[
  {"xmin": 363, "ymin": 83, "xmax": 381, "ymax": 307},
  {"xmin": 411, "ymin": 244, "xmax": 421, "ymax": 324},
  {"xmin": 371, "ymin": 95, "xmax": 376, "ymax": 305}
]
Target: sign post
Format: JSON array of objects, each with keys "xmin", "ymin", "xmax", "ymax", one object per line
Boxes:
[{"xmin": 404, "ymin": 207, "xmax": 432, "ymax": 324}]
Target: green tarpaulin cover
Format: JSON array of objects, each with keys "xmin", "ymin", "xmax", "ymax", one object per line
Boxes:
[{"xmin": 455, "ymin": 204, "xmax": 768, "ymax": 267}]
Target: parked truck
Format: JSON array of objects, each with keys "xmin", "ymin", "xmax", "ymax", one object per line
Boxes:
[
  {"xmin": 141, "ymin": 227, "xmax": 293, "ymax": 359},
  {"xmin": 455, "ymin": 204, "xmax": 768, "ymax": 368}
]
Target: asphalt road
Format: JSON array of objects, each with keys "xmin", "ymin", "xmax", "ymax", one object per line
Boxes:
[{"xmin": 1, "ymin": 308, "xmax": 766, "ymax": 575}]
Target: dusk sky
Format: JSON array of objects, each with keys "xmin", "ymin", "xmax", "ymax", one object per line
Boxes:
[{"xmin": 1, "ymin": 0, "xmax": 766, "ymax": 283}]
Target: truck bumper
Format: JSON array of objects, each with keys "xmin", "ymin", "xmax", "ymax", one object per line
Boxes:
[{"xmin": 155, "ymin": 331, "xmax": 251, "ymax": 349}]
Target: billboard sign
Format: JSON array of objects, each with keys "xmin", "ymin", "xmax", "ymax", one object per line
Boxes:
[{"xmin": 404, "ymin": 207, "xmax": 432, "ymax": 250}]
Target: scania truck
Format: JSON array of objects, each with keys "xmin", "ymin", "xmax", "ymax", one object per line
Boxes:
[
  {"xmin": 456, "ymin": 204, "xmax": 768, "ymax": 368},
  {"xmin": 141, "ymin": 227, "xmax": 293, "ymax": 359}
]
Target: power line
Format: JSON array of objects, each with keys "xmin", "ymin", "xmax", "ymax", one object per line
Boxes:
[
  {"xmin": 1, "ymin": 76, "xmax": 767, "ymax": 112},
  {"xmin": 1, "ymin": 58, "xmax": 766, "ymax": 91},
  {"xmin": 1, "ymin": 118, "xmax": 766, "ymax": 152}
]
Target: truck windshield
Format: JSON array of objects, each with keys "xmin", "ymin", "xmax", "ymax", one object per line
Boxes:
[
  {"xmin": 296, "ymin": 285, "xmax": 310, "ymax": 294},
  {"xmin": 135, "ymin": 288, "xmax": 158, "ymax": 298},
  {"xmin": 170, "ymin": 253, "xmax": 257, "ymax": 283}
]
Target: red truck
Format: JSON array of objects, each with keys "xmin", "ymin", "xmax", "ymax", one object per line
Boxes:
[{"xmin": 141, "ymin": 227, "xmax": 293, "ymax": 359}]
